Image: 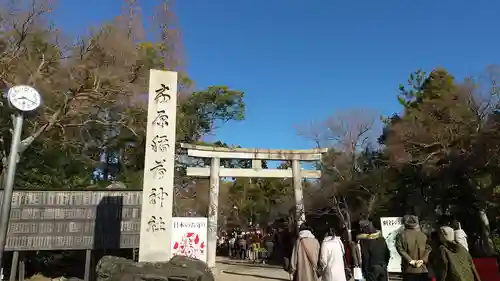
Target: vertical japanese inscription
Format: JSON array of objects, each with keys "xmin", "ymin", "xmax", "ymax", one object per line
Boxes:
[
  {"xmin": 139, "ymin": 70, "xmax": 178, "ymax": 263},
  {"xmin": 151, "ymin": 135, "xmax": 170, "ymax": 152},
  {"xmin": 153, "ymin": 110, "xmax": 169, "ymax": 128},
  {"xmin": 149, "ymin": 187, "xmax": 169, "ymax": 207},
  {"xmin": 154, "ymin": 84, "xmax": 171, "ymax": 103},
  {"xmin": 147, "ymin": 216, "xmax": 166, "ymax": 232},
  {"xmin": 150, "ymin": 159, "xmax": 167, "ymax": 179}
]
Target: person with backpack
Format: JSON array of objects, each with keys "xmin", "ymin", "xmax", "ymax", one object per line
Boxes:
[{"xmin": 290, "ymin": 222, "xmax": 320, "ymax": 281}]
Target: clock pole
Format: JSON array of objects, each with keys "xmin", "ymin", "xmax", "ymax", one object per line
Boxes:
[
  {"xmin": 0, "ymin": 113, "xmax": 23, "ymax": 266},
  {"xmin": 0, "ymin": 85, "xmax": 41, "ymax": 266}
]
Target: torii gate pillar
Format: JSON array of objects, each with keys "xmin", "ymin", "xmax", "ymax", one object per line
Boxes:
[{"xmin": 181, "ymin": 144, "xmax": 327, "ymax": 268}]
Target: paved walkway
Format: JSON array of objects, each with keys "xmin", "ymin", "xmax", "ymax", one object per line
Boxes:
[
  {"xmin": 215, "ymin": 257, "xmax": 403, "ymax": 281},
  {"xmin": 215, "ymin": 257, "xmax": 290, "ymax": 281}
]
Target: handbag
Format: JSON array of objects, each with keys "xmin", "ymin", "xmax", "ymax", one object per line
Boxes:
[{"xmin": 353, "ymin": 267, "xmax": 363, "ymax": 280}]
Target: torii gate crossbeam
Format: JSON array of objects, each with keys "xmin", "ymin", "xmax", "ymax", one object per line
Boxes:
[{"xmin": 181, "ymin": 143, "xmax": 327, "ymax": 268}]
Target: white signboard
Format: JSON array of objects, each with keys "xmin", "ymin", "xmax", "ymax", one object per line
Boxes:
[
  {"xmin": 170, "ymin": 217, "xmax": 208, "ymax": 262},
  {"xmin": 380, "ymin": 217, "xmax": 404, "ymax": 273}
]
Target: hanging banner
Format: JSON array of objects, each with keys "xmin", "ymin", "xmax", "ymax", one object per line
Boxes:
[
  {"xmin": 380, "ymin": 217, "xmax": 404, "ymax": 273},
  {"xmin": 170, "ymin": 217, "xmax": 208, "ymax": 262}
]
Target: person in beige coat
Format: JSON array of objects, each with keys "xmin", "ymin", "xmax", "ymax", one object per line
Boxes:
[{"xmin": 290, "ymin": 223, "xmax": 320, "ymax": 281}]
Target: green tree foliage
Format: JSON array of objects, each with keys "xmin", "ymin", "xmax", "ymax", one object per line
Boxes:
[
  {"xmin": 0, "ymin": 0, "xmax": 245, "ymax": 190},
  {"xmin": 383, "ymin": 67, "xmax": 500, "ymax": 254},
  {"xmin": 297, "ymin": 66, "xmax": 500, "ymax": 255},
  {"xmin": 178, "ymin": 87, "xmax": 245, "ymax": 143},
  {"xmin": 397, "ymin": 69, "xmax": 427, "ymax": 108},
  {"xmin": 227, "ymin": 170, "xmax": 295, "ymax": 227},
  {"xmin": 356, "ymin": 68, "xmax": 500, "ymax": 254}
]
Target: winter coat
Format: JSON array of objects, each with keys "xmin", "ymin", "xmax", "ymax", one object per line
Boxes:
[
  {"xmin": 290, "ymin": 230, "xmax": 320, "ymax": 281},
  {"xmin": 357, "ymin": 231, "xmax": 390, "ymax": 276},
  {"xmin": 319, "ymin": 236, "xmax": 347, "ymax": 281},
  {"xmin": 435, "ymin": 241, "xmax": 481, "ymax": 281},
  {"xmin": 395, "ymin": 228, "xmax": 431, "ymax": 273}
]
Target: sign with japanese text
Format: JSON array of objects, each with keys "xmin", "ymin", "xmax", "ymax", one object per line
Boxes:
[
  {"xmin": 380, "ymin": 217, "xmax": 403, "ymax": 273},
  {"xmin": 170, "ymin": 217, "xmax": 207, "ymax": 262},
  {"xmin": 0, "ymin": 190, "xmax": 141, "ymax": 251},
  {"xmin": 139, "ymin": 70, "xmax": 178, "ymax": 262}
]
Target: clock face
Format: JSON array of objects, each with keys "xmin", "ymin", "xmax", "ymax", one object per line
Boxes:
[{"xmin": 7, "ymin": 85, "xmax": 41, "ymax": 112}]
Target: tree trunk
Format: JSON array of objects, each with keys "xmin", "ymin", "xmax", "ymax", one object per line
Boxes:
[
  {"xmin": 478, "ymin": 209, "xmax": 495, "ymax": 256},
  {"xmin": 367, "ymin": 194, "xmax": 377, "ymax": 217}
]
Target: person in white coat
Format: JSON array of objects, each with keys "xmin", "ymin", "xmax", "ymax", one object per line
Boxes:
[
  {"xmin": 451, "ymin": 220, "xmax": 469, "ymax": 251},
  {"xmin": 319, "ymin": 229, "xmax": 347, "ymax": 281}
]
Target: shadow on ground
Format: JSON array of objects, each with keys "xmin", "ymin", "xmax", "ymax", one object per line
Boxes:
[{"xmin": 222, "ymin": 271, "xmax": 289, "ymax": 281}]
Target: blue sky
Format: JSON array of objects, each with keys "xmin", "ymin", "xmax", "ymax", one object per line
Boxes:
[{"xmin": 54, "ymin": 0, "xmax": 500, "ymax": 150}]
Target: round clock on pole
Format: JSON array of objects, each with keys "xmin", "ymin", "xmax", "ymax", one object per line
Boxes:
[
  {"xmin": 7, "ymin": 85, "xmax": 41, "ymax": 112},
  {"xmin": 0, "ymin": 84, "xmax": 42, "ymax": 266}
]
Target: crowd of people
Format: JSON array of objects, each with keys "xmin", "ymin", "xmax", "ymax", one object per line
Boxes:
[
  {"xmin": 218, "ymin": 230, "xmax": 276, "ymax": 264},
  {"xmin": 276, "ymin": 215, "xmax": 481, "ymax": 281},
  {"xmin": 394, "ymin": 216, "xmax": 479, "ymax": 281}
]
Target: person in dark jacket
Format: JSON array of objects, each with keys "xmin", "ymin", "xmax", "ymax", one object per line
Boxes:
[
  {"xmin": 435, "ymin": 226, "xmax": 481, "ymax": 281},
  {"xmin": 281, "ymin": 228, "xmax": 295, "ymax": 271},
  {"xmin": 395, "ymin": 215, "xmax": 432, "ymax": 281},
  {"xmin": 357, "ymin": 220, "xmax": 390, "ymax": 281},
  {"xmin": 264, "ymin": 232, "xmax": 275, "ymax": 263},
  {"xmin": 238, "ymin": 234, "xmax": 247, "ymax": 260},
  {"xmin": 427, "ymin": 231, "xmax": 441, "ymax": 281}
]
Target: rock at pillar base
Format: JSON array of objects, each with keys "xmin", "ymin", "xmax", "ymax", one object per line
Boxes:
[{"xmin": 96, "ymin": 255, "xmax": 214, "ymax": 281}]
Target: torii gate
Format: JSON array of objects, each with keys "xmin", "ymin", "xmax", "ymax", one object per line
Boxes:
[{"xmin": 180, "ymin": 143, "xmax": 327, "ymax": 268}]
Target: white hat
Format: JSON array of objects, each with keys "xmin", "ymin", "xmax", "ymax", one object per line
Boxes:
[{"xmin": 439, "ymin": 226, "xmax": 454, "ymax": 242}]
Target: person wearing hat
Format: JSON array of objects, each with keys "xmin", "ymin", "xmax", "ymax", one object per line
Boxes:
[
  {"xmin": 395, "ymin": 215, "xmax": 432, "ymax": 281},
  {"xmin": 357, "ymin": 220, "xmax": 390, "ymax": 281},
  {"xmin": 434, "ymin": 226, "xmax": 481, "ymax": 281}
]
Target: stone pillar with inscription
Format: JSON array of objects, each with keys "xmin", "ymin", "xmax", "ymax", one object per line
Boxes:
[{"xmin": 139, "ymin": 70, "xmax": 177, "ymax": 262}]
